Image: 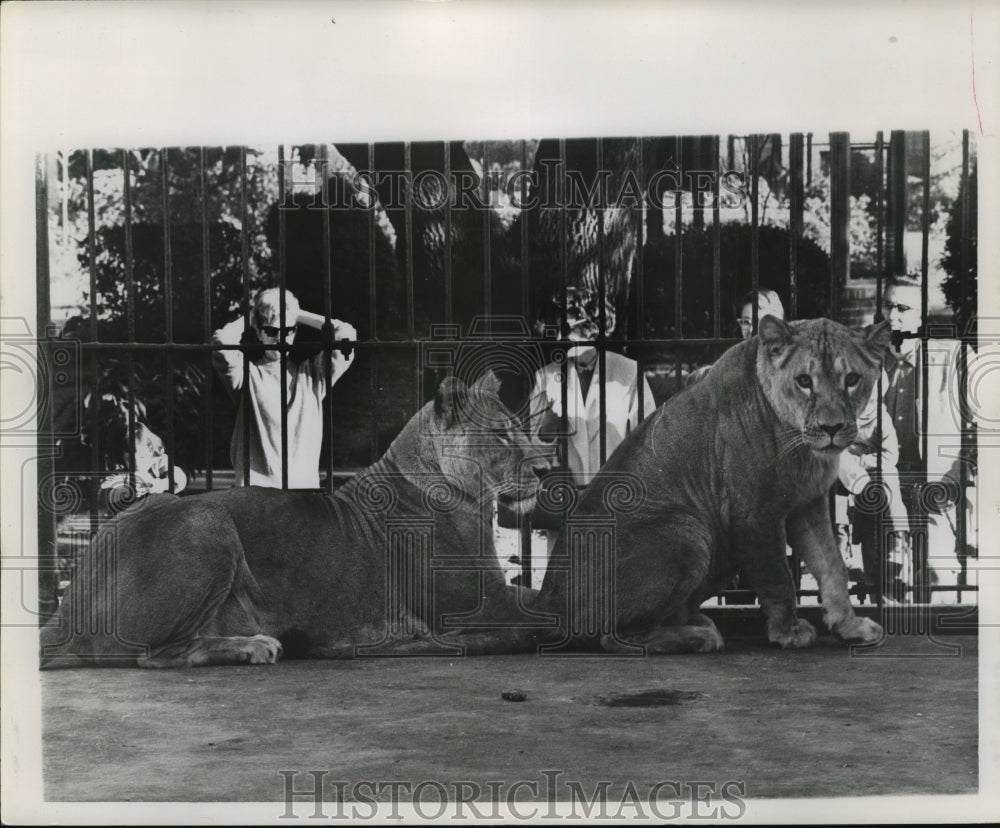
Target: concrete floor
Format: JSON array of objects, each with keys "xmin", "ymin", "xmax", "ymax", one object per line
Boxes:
[{"xmin": 40, "ymin": 632, "xmax": 978, "ymax": 806}]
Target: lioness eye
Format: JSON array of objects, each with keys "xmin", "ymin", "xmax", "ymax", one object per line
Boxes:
[
  {"xmin": 795, "ymin": 375, "xmax": 812, "ymax": 390},
  {"xmin": 845, "ymin": 372, "xmax": 861, "ymax": 389}
]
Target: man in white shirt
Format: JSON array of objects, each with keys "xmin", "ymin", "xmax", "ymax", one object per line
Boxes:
[
  {"xmin": 212, "ymin": 288, "xmax": 356, "ymax": 489},
  {"xmin": 875, "ymin": 275, "xmax": 976, "ymax": 603}
]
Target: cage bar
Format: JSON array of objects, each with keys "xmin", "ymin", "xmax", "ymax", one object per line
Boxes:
[
  {"xmin": 278, "ymin": 144, "xmax": 289, "ymax": 490},
  {"xmin": 957, "ymin": 129, "xmax": 972, "ymax": 601},
  {"xmin": 35, "ymin": 153, "xmax": 59, "ymax": 619},
  {"xmin": 829, "ymin": 131, "xmax": 850, "ymax": 319},
  {"xmin": 483, "ymin": 141, "xmax": 492, "ymax": 328},
  {"xmin": 161, "ymin": 148, "xmax": 174, "ymax": 343},
  {"xmin": 788, "ymin": 133, "xmax": 804, "ymax": 321},
  {"xmin": 240, "ymin": 146, "xmax": 251, "ymax": 486},
  {"xmin": 712, "ymin": 134, "xmax": 722, "ymax": 341},
  {"xmin": 749, "ymin": 134, "xmax": 760, "ymax": 310},
  {"xmin": 84, "ymin": 151, "xmax": 100, "ymax": 532},
  {"xmin": 635, "ymin": 136, "xmax": 647, "ymax": 419},
  {"xmin": 200, "ymin": 146, "xmax": 214, "ymax": 491},
  {"xmin": 368, "ymin": 142, "xmax": 379, "ymax": 463},
  {"xmin": 320, "ymin": 143, "xmax": 335, "ymax": 491},
  {"xmin": 122, "ymin": 150, "xmax": 137, "ymax": 493},
  {"xmin": 558, "ymin": 138, "xmax": 570, "ymax": 475},
  {"xmin": 404, "ymin": 142, "xmax": 415, "ymax": 340},
  {"xmin": 445, "ymin": 141, "xmax": 454, "ymax": 326},
  {"xmin": 596, "ymin": 138, "xmax": 607, "ymax": 466},
  {"xmin": 673, "ymin": 136, "xmax": 684, "ymax": 391}
]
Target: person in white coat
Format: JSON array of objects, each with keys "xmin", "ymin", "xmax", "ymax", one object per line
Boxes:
[
  {"xmin": 526, "ymin": 287, "xmax": 657, "ymax": 574},
  {"xmin": 870, "ymin": 275, "xmax": 977, "ymax": 603}
]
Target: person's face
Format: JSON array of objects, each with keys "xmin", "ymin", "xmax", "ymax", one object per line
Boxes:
[
  {"xmin": 255, "ymin": 305, "xmax": 297, "ymax": 357},
  {"xmin": 881, "ymin": 284, "xmax": 921, "ymax": 334},
  {"xmin": 737, "ymin": 301, "xmax": 783, "ymax": 340}
]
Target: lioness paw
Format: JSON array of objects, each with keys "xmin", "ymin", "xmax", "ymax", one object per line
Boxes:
[
  {"xmin": 768, "ymin": 617, "xmax": 817, "ymax": 649},
  {"xmin": 244, "ymin": 634, "xmax": 283, "ymax": 664},
  {"xmin": 832, "ymin": 616, "xmax": 883, "ymax": 645}
]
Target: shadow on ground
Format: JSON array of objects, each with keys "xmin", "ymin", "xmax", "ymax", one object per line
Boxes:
[{"xmin": 42, "ymin": 634, "xmax": 977, "ymax": 803}]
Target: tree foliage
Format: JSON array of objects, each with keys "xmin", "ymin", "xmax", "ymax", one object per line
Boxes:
[{"xmin": 940, "ymin": 166, "xmax": 977, "ymax": 336}]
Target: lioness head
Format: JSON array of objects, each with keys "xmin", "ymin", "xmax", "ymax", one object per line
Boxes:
[
  {"xmin": 757, "ymin": 316, "xmax": 891, "ymax": 452},
  {"xmin": 431, "ymin": 372, "xmax": 551, "ymax": 514}
]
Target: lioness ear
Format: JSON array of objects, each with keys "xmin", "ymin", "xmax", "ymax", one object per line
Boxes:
[
  {"xmin": 758, "ymin": 314, "xmax": 793, "ymax": 357},
  {"xmin": 435, "ymin": 376, "xmax": 468, "ymax": 427},
  {"xmin": 862, "ymin": 320, "xmax": 892, "ymax": 362}
]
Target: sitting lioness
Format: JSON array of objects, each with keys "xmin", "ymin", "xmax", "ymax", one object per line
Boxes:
[
  {"xmin": 537, "ymin": 316, "xmax": 892, "ymax": 653},
  {"xmin": 41, "ymin": 373, "xmax": 550, "ymax": 667}
]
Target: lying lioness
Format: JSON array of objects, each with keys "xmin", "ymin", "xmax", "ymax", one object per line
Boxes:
[
  {"xmin": 537, "ymin": 316, "xmax": 892, "ymax": 653},
  {"xmin": 41, "ymin": 373, "xmax": 550, "ymax": 667}
]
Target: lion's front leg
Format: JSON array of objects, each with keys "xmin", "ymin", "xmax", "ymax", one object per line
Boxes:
[
  {"xmin": 787, "ymin": 497, "xmax": 883, "ymax": 645},
  {"xmin": 735, "ymin": 522, "xmax": 815, "ymax": 649}
]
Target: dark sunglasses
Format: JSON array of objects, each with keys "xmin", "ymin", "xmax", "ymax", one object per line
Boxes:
[{"xmin": 260, "ymin": 325, "xmax": 297, "ymax": 337}]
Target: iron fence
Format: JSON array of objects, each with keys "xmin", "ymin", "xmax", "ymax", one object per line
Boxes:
[{"xmin": 35, "ymin": 131, "xmax": 979, "ymax": 616}]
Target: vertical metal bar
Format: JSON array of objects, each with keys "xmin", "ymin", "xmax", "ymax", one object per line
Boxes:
[
  {"xmin": 35, "ymin": 153, "xmax": 58, "ymax": 618},
  {"xmin": 959, "ymin": 132, "xmax": 971, "ymax": 335},
  {"xmin": 320, "ymin": 143, "xmax": 334, "ymax": 492},
  {"xmin": 240, "ymin": 146, "xmax": 252, "ymax": 486},
  {"xmin": 518, "ymin": 144, "xmax": 532, "ymax": 586},
  {"xmin": 919, "ymin": 131, "xmax": 931, "ymax": 304},
  {"xmin": 674, "ymin": 136, "xmax": 684, "ymax": 393},
  {"xmin": 84, "ymin": 151, "xmax": 100, "ymax": 531},
  {"xmin": 870, "ymin": 132, "xmax": 887, "ymax": 605},
  {"xmin": 957, "ymin": 129, "xmax": 972, "ymax": 601},
  {"xmin": 712, "ymin": 134, "xmax": 721, "ymax": 341},
  {"xmin": 634, "ymin": 137, "xmax": 646, "ymax": 344},
  {"xmin": 89, "ymin": 351, "xmax": 100, "ymax": 532},
  {"xmin": 123, "ymin": 151, "xmax": 135, "ymax": 342},
  {"xmin": 635, "ymin": 136, "xmax": 647, "ymax": 419},
  {"xmin": 122, "ymin": 150, "xmax": 137, "ymax": 492},
  {"xmin": 874, "ymin": 130, "xmax": 885, "ymax": 488},
  {"xmin": 519, "ymin": 139, "xmax": 529, "ymax": 321},
  {"xmin": 368, "ymin": 143, "xmax": 379, "ymax": 462},
  {"xmin": 888, "ymin": 131, "xmax": 907, "ymax": 276},
  {"xmin": 404, "ymin": 142, "xmax": 415, "ymax": 340},
  {"xmin": 749, "ymin": 135, "xmax": 759, "ymax": 331},
  {"xmin": 674, "ymin": 135, "xmax": 683, "ymax": 338},
  {"xmin": 160, "ymin": 147, "xmax": 177, "ymax": 491},
  {"xmin": 483, "ymin": 141, "xmax": 492, "ymax": 328},
  {"xmin": 445, "ymin": 141, "xmax": 454, "ymax": 326},
  {"xmin": 829, "ymin": 132, "xmax": 850, "ymax": 320},
  {"xmin": 161, "ymin": 148, "xmax": 173, "ymax": 343},
  {"xmin": 86, "ymin": 151, "xmax": 98, "ymax": 343},
  {"xmin": 788, "ymin": 133, "xmax": 804, "ymax": 321},
  {"xmin": 367, "ymin": 143, "xmax": 378, "ymax": 342},
  {"xmin": 875, "ymin": 132, "xmax": 885, "ymax": 310},
  {"xmin": 200, "ymin": 147, "xmax": 214, "ymax": 491},
  {"xmin": 596, "ymin": 138, "xmax": 607, "ymax": 466},
  {"xmin": 806, "ymin": 133, "xmax": 813, "ymax": 186},
  {"xmin": 278, "ymin": 145, "xmax": 289, "ymax": 490},
  {"xmin": 559, "ymin": 139, "xmax": 569, "ymax": 475},
  {"xmin": 163, "ymin": 351, "xmax": 176, "ymax": 492},
  {"xmin": 918, "ymin": 130, "xmax": 932, "ymax": 604}
]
